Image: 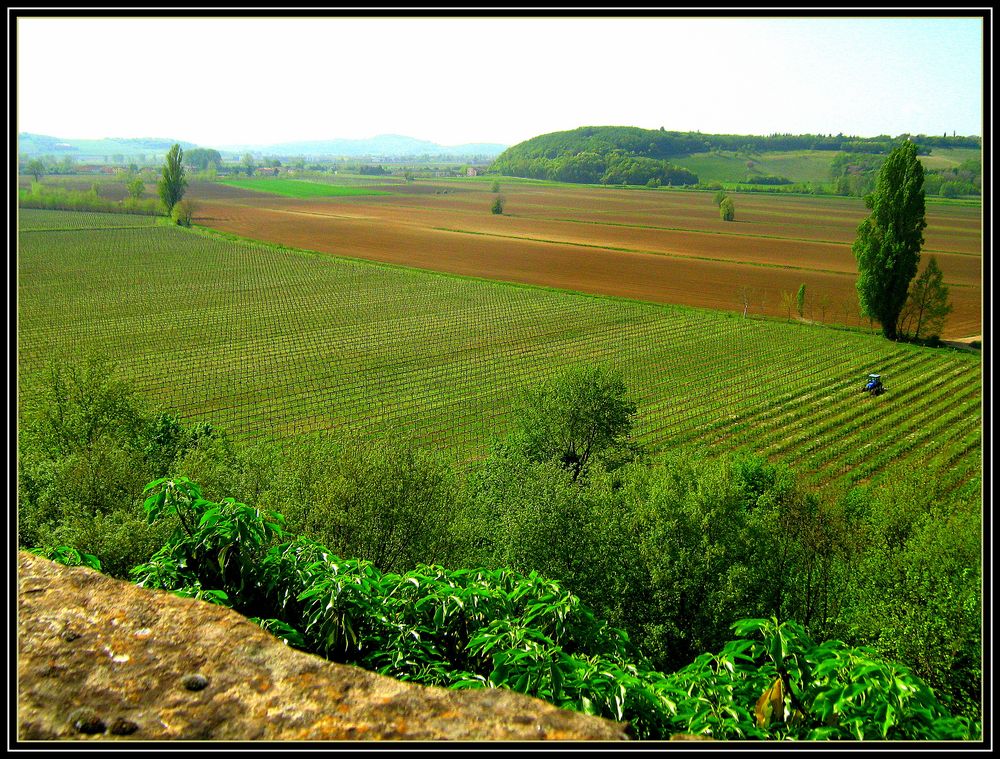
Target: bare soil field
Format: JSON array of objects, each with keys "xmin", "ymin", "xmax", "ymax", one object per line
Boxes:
[{"xmin": 186, "ymin": 179, "xmax": 981, "ymax": 339}]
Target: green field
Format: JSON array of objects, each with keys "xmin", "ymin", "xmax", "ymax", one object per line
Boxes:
[
  {"xmin": 219, "ymin": 177, "xmax": 392, "ymax": 198},
  {"xmin": 677, "ymin": 150, "xmax": 836, "ymax": 186},
  {"xmin": 678, "ymin": 146, "xmax": 981, "ymax": 188},
  {"xmin": 17, "ymin": 209, "xmax": 981, "ymax": 499},
  {"xmin": 16, "ymin": 208, "xmax": 164, "ymax": 230},
  {"xmin": 918, "ymin": 147, "xmax": 982, "ymax": 171}
]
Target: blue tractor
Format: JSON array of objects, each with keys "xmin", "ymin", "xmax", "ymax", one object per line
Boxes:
[{"xmin": 861, "ymin": 373, "xmax": 885, "ymax": 397}]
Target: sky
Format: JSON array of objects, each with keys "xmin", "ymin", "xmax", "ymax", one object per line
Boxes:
[{"xmin": 15, "ymin": 14, "xmax": 987, "ymax": 148}]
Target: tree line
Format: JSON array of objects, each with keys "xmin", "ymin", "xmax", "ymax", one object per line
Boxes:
[
  {"xmin": 492, "ymin": 150, "xmax": 699, "ymax": 186},
  {"xmin": 492, "ymin": 125, "xmax": 980, "ymax": 167}
]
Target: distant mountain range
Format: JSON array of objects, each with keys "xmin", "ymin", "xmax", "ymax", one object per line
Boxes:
[
  {"xmin": 221, "ymin": 134, "xmax": 508, "ymax": 158},
  {"xmin": 17, "ymin": 132, "xmax": 507, "ymax": 160}
]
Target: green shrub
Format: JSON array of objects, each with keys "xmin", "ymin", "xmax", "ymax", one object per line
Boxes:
[
  {"xmin": 833, "ymin": 468, "xmax": 982, "ymax": 721},
  {"xmin": 667, "ymin": 617, "xmax": 975, "ymax": 740},
  {"xmin": 171, "ymin": 198, "xmax": 196, "ymax": 226},
  {"xmin": 720, "ymin": 196, "xmax": 735, "ymax": 221},
  {"xmin": 275, "ymin": 435, "xmax": 461, "ymax": 573},
  {"xmin": 27, "ymin": 544, "xmax": 102, "ymax": 571},
  {"xmin": 122, "ymin": 476, "xmax": 975, "ymax": 741}
]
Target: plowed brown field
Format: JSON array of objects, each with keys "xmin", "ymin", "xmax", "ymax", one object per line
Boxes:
[{"xmin": 189, "ymin": 179, "xmax": 982, "ymax": 338}]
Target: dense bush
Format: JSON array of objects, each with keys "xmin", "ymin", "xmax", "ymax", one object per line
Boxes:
[
  {"xmin": 18, "ymin": 360, "xmax": 981, "ymax": 733},
  {"xmin": 118, "ymin": 476, "xmax": 975, "ymax": 740},
  {"xmin": 275, "ymin": 436, "xmax": 461, "ymax": 573},
  {"xmin": 831, "ymin": 467, "xmax": 982, "ymax": 721},
  {"xmin": 17, "ymin": 359, "xmax": 197, "ymax": 576}
]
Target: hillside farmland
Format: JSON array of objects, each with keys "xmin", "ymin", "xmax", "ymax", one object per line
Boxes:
[{"xmin": 189, "ymin": 178, "xmax": 981, "ymax": 340}]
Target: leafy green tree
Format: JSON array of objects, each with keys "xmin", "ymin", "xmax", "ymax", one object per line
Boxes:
[
  {"xmin": 491, "ymin": 195, "xmax": 505, "ymax": 215},
  {"xmin": 608, "ymin": 453, "xmax": 814, "ymax": 671},
  {"xmin": 852, "ymin": 140, "xmax": 926, "ymax": 340},
  {"xmin": 713, "ymin": 189, "xmax": 728, "ymax": 207},
  {"xmin": 26, "ymin": 158, "xmax": 45, "ymax": 182},
  {"xmin": 796, "ymin": 284, "xmax": 806, "ymax": 318},
  {"xmin": 898, "ymin": 256, "xmax": 952, "ymax": 340},
  {"xmin": 242, "ymin": 153, "xmax": 256, "ymax": 177},
  {"xmin": 276, "ymin": 436, "xmax": 460, "ymax": 573},
  {"xmin": 940, "ymin": 181, "xmax": 962, "ymax": 198},
  {"xmin": 157, "ymin": 143, "xmax": 187, "ymax": 216},
  {"xmin": 171, "ymin": 198, "xmax": 196, "ymax": 227},
  {"xmin": 125, "ymin": 173, "xmax": 145, "ymax": 201},
  {"xmin": 781, "ymin": 290, "xmax": 795, "ymax": 321},
  {"xmin": 511, "ymin": 365, "xmax": 637, "ymax": 481},
  {"xmin": 834, "ymin": 465, "xmax": 981, "ymax": 722},
  {"xmin": 184, "ymin": 147, "xmax": 222, "ymax": 171},
  {"xmin": 720, "ymin": 196, "xmax": 735, "ymax": 221},
  {"xmin": 491, "ymin": 179, "xmax": 501, "ymax": 193},
  {"xmin": 16, "ymin": 357, "xmax": 186, "ymax": 577}
]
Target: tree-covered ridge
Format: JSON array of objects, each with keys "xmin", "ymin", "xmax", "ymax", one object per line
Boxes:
[
  {"xmin": 496, "ymin": 126, "xmax": 981, "ymax": 163},
  {"xmin": 489, "ymin": 126, "xmax": 981, "ymax": 187}
]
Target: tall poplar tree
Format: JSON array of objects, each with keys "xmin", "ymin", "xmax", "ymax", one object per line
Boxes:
[
  {"xmin": 852, "ymin": 140, "xmax": 926, "ymax": 340},
  {"xmin": 158, "ymin": 144, "xmax": 187, "ymax": 217}
]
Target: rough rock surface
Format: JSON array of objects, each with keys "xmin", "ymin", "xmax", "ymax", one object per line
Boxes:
[{"xmin": 16, "ymin": 551, "xmax": 630, "ymax": 743}]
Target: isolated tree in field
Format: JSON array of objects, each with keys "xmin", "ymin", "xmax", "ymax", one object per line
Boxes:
[
  {"xmin": 157, "ymin": 144, "xmax": 187, "ymax": 217},
  {"xmin": 242, "ymin": 153, "xmax": 256, "ymax": 177},
  {"xmin": 171, "ymin": 198, "xmax": 196, "ymax": 228},
  {"xmin": 898, "ymin": 256, "xmax": 952, "ymax": 340},
  {"xmin": 781, "ymin": 291, "xmax": 795, "ymax": 322},
  {"xmin": 512, "ymin": 365, "xmax": 637, "ymax": 481},
  {"xmin": 491, "ymin": 180, "xmax": 501, "ymax": 193},
  {"xmin": 852, "ymin": 140, "xmax": 926, "ymax": 340},
  {"xmin": 719, "ymin": 196, "xmax": 735, "ymax": 221},
  {"xmin": 26, "ymin": 159, "xmax": 45, "ymax": 182},
  {"xmin": 739, "ymin": 285, "xmax": 752, "ymax": 318},
  {"xmin": 713, "ymin": 189, "xmax": 728, "ymax": 207},
  {"xmin": 796, "ymin": 284, "xmax": 806, "ymax": 318},
  {"xmin": 817, "ymin": 292, "xmax": 831, "ymax": 322},
  {"xmin": 491, "ymin": 195, "xmax": 505, "ymax": 215}
]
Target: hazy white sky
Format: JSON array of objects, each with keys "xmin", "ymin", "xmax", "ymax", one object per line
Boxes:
[{"xmin": 16, "ymin": 15, "xmax": 986, "ymax": 147}]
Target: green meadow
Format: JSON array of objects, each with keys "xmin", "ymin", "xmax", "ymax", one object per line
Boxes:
[{"xmin": 219, "ymin": 176, "xmax": 392, "ymax": 198}]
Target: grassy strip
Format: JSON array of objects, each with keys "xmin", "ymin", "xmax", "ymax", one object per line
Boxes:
[{"xmin": 219, "ymin": 177, "xmax": 392, "ymax": 198}]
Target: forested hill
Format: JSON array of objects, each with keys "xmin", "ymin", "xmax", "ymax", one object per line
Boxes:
[{"xmin": 489, "ymin": 125, "xmax": 981, "ymax": 186}]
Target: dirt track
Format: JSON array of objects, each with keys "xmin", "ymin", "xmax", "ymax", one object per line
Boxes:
[{"xmin": 189, "ymin": 180, "xmax": 982, "ymax": 339}]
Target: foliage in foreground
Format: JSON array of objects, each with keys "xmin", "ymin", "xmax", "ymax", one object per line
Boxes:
[
  {"xmin": 17, "ymin": 359, "xmax": 981, "ymax": 727},
  {"xmin": 107, "ymin": 476, "xmax": 975, "ymax": 741}
]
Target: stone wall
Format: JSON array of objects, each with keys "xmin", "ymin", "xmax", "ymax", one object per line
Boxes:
[{"xmin": 16, "ymin": 551, "xmax": 630, "ymax": 743}]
